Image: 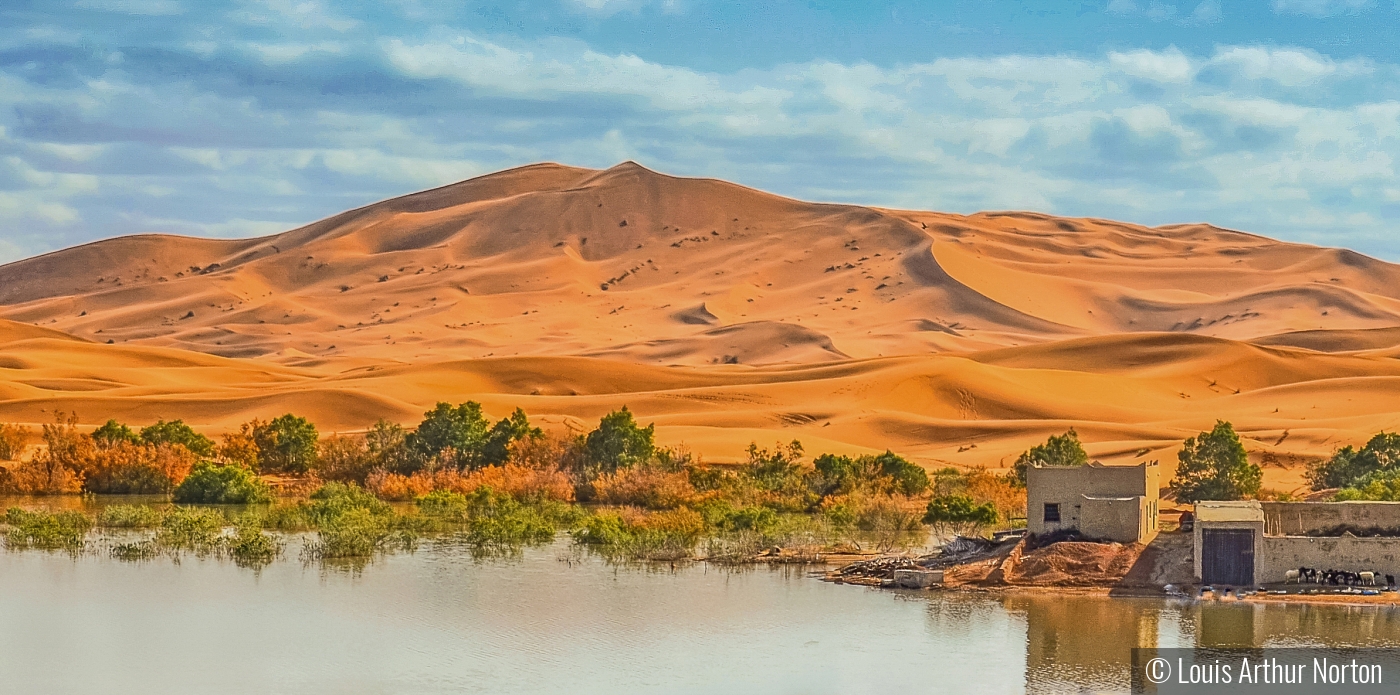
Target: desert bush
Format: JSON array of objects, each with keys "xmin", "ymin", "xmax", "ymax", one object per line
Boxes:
[
  {"xmin": 573, "ymin": 507, "xmax": 705, "ymax": 560},
  {"xmin": 811, "ymin": 450, "xmax": 929, "ymax": 497},
  {"xmin": 1309, "ymin": 432, "xmax": 1400, "ymax": 491},
  {"xmin": 582, "ymin": 407, "xmax": 655, "ymax": 475},
  {"xmin": 365, "ymin": 469, "xmax": 438, "ymax": 501},
  {"xmin": 961, "ymin": 467, "xmax": 1028, "ymax": 524},
  {"xmin": 219, "ymin": 420, "xmax": 262, "ymax": 469},
  {"xmin": 924, "ymin": 494, "xmax": 999, "ymax": 538},
  {"xmin": 0, "ymin": 423, "xmax": 30, "ymax": 461},
  {"xmin": 305, "ymin": 482, "xmax": 389, "ymax": 523},
  {"xmin": 1334, "ymin": 468, "xmax": 1400, "ymax": 502},
  {"xmin": 172, "ymin": 462, "xmax": 273, "ymax": 504},
  {"xmin": 158, "ymin": 507, "xmax": 227, "ymax": 551},
  {"xmin": 406, "ymin": 402, "xmax": 491, "ymax": 471},
  {"xmin": 3, "ymin": 507, "xmax": 92, "ymax": 551},
  {"xmin": 1011, "ymin": 429, "xmax": 1089, "ymax": 486},
  {"xmin": 1170, "ymin": 421, "xmax": 1261, "ymax": 502},
  {"xmin": 316, "ymin": 434, "xmax": 376, "ymax": 483},
  {"xmin": 253, "ymin": 414, "xmax": 319, "ymax": 474},
  {"xmin": 592, "ymin": 466, "xmax": 697, "ymax": 509},
  {"xmin": 81, "ymin": 442, "xmax": 195, "ymax": 494},
  {"xmin": 140, "ymin": 419, "xmax": 215, "ymax": 457},
  {"xmin": 482, "ymin": 408, "xmax": 543, "ymax": 466},
  {"xmin": 364, "ymin": 419, "xmax": 413, "ymax": 473},
  {"xmin": 367, "ymin": 464, "xmax": 573, "ymax": 502},
  {"xmin": 9, "ymin": 411, "xmax": 94, "ymax": 494},
  {"xmin": 92, "ymin": 419, "xmax": 140, "ymax": 448},
  {"xmin": 457, "ymin": 487, "xmax": 557, "ymax": 553},
  {"xmin": 111, "ymin": 540, "xmax": 159, "ymax": 561},
  {"xmin": 97, "ymin": 504, "xmax": 166, "ymax": 528}
]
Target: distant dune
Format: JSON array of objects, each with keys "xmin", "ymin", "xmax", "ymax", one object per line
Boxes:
[{"xmin": 4, "ymin": 162, "xmax": 1400, "ymax": 493}]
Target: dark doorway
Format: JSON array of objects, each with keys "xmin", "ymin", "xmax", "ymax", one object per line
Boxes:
[{"xmin": 1201, "ymin": 528, "xmax": 1255, "ymax": 586}]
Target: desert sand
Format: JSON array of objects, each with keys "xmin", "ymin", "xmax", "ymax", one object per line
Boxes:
[{"xmin": 4, "ymin": 162, "xmax": 1400, "ymax": 493}]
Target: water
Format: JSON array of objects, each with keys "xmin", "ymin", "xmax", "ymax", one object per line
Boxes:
[{"xmin": 6, "ymin": 536, "xmax": 1400, "ymax": 695}]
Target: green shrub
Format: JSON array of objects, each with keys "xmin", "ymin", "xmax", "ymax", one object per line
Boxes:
[
  {"xmin": 158, "ymin": 507, "xmax": 226, "ymax": 551},
  {"xmin": 140, "ymin": 419, "xmax": 215, "ymax": 457},
  {"xmin": 573, "ymin": 508, "xmax": 704, "ymax": 561},
  {"xmin": 306, "ymin": 482, "xmax": 389, "ymax": 524},
  {"xmin": 1309, "ymin": 433, "xmax": 1400, "ymax": 491},
  {"xmin": 92, "ymin": 419, "xmax": 140, "ymax": 447},
  {"xmin": 3, "ymin": 507, "xmax": 92, "ymax": 551},
  {"xmin": 1334, "ymin": 468, "xmax": 1400, "ymax": 501},
  {"xmin": 253, "ymin": 414, "xmax": 320, "ymax": 474},
  {"xmin": 459, "ymin": 488, "xmax": 556, "ymax": 552},
  {"xmin": 307, "ymin": 508, "xmax": 412, "ymax": 558},
  {"xmin": 172, "ymin": 462, "xmax": 273, "ymax": 504},
  {"xmin": 924, "ymin": 494, "xmax": 999, "ymax": 536},
  {"xmin": 97, "ymin": 504, "xmax": 165, "ymax": 528},
  {"xmin": 417, "ymin": 489, "xmax": 470, "ymax": 519},
  {"xmin": 583, "ymin": 407, "xmax": 655, "ymax": 474},
  {"xmin": 406, "ymin": 402, "xmax": 490, "ymax": 471},
  {"xmin": 1169, "ymin": 421, "xmax": 1261, "ymax": 503},
  {"xmin": 1011, "ymin": 430, "xmax": 1089, "ymax": 486},
  {"xmin": 226, "ymin": 516, "xmax": 279, "ymax": 566}
]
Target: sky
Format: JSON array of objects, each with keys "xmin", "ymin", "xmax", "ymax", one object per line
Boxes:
[{"xmin": 1, "ymin": 0, "xmax": 1399, "ymax": 264}]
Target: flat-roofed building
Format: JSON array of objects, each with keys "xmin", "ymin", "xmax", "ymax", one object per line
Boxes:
[{"xmin": 1026, "ymin": 461, "xmax": 1160, "ymax": 544}]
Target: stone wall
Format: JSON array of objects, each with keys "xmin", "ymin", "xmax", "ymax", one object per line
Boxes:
[
  {"xmin": 1261, "ymin": 501, "xmax": 1400, "ymax": 536},
  {"xmin": 1257, "ymin": 536, "xmax": 1400, "ymax": 585}
]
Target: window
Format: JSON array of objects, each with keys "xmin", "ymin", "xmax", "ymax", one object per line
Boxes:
[{"xmin": 1043, "ymin": 503, "xmax": 1061, "ymax": 523}]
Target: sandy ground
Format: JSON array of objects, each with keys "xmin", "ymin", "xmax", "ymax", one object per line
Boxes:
[{"xmin": 4, "ymin": 162, "xmax": 1400, "ymax": 491}]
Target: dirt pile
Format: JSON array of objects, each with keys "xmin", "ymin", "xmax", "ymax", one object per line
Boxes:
[{"xmin": 1005, "ymin": 541, "xmax": 1144, "ymax": 587}]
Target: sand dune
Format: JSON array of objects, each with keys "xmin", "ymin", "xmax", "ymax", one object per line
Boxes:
[{"xmin": 4, "ymin": 162, "xmax": 1400, "ymax": 493}]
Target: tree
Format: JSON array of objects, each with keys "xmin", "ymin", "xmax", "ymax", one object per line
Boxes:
[
  {"xmin": 140, "ymin": 419, "xmax": 215, "ymax": 457},
  {"xmin": 1335, "ymin": 468, "xmax": 1400, "ymax": 502},
  {"xmin": 1308, "ymin": 432, "xmax": 1400, "ymax": 490},
  {"xmin": 406, "ymin": 402, "xmax": 490, "ymax": 470},
  {"xmin": 0, "ymin": 423, "xmax": 32, "ymax": 461},
  {"xmin": 583, "ymin": 407, "xmax": 655, "ymax": 474},
  {"xmin": 923, "ymin": 494, "xmax": 999, "ymax": 537},
  {"xmin": 252, "ymin": 414, "xmax": 319, "ymax": 474},
  {"xmin": 1011, "ymin": 429, "xmax": 1089, "ymax": 486},
  {"xmin": 870, "ymin": 450, "xmax": 930, "ymax": 495},
  {"xmin": 219, "ymin": 420, "xmax": 262, "ymax": 469},
  {"xmin": 745, "ymin": 439, "xmax": 804, "ymax": 489},
  {"xmin": 812, "ymin": 450, "xmax": 929, "ymax": 496},
  {"xmin": 366, "ymin": 419, "xmax": 412, "ymax": 473},
  {"xmin": 482, "ymin": 408, "xmax": 542, "ymax": 466},
  {"xmin": 1169, "ymin": 420, "xmax": 1261, "ymax": 503},
  {"xmin": 92, "ymin": 419, "xmax": 140, "ymax": 448}
]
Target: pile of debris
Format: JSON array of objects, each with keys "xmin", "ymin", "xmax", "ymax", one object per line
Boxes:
[{"xmin": 825, "ymin": 535, "xmax": 1015, "ymax": 586}]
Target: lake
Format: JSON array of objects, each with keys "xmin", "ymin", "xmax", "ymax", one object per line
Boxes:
[{"xmin": 5, "ymin": 533, "xmax": 1400, "ymax": 695}]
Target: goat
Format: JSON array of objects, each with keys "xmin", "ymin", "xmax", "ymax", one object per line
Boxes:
[
  {"xmin": 1361, "ymin": 571, "xmax": 1376, "ymax": 586},
  {"xmin": 1284, "ymin": 569, "xmax": 1300, "ymax": 584}
]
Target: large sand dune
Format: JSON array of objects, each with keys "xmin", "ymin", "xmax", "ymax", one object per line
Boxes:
[{"xmin": 4, "ymin": 162, "xmax": 1400, "ymax": 492}]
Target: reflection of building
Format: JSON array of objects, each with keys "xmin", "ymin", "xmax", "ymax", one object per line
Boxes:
[
  {"xmin": 1026, "ymin": 461, "xmax": 1160, "ymax": 543},
  {"xmin": 1014, "ymin": 594, "xmax": 1166, "ymax": 693},
  {"xmin": 1195, "ymin": 500, "xmax": 1400, "ymax": 586}
]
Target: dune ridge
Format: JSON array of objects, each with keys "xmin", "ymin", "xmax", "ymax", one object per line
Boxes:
[{"xmin": 4, "ymin": 162, "xmax": 1400, "ymax": 492}]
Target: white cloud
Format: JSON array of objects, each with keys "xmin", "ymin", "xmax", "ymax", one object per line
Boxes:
[
  {"xmin": 1210, "ymin": 46, "xmax": 1371, "ymax": 87},
  {"xmin": 1109, "ymin": 48, "xmax": 1195, "ymax": 83}
]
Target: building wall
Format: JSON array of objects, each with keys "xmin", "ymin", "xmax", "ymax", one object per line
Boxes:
[
  {"xmin": 1257, "ymin": 536, "xmax": 1400, "ymax": 584},
  {"xmin": 1193, "ymin": 520, "xmax": 1264, "ymax": 583},
  {"xmin": 1027, "ymin": 462, "xmax": 1159, "ymax": 540},
  {"xmin": 1261, "ymin": 502, "xmax": 1400, "ymax": 536},
  {"xmin": 1080, "ymin": 496, "xmax": 1158, "ymax": 544}
]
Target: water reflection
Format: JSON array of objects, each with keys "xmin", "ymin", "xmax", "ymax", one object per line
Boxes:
[{"xmin": 997, "ymin": 593, "xmax": 1400, "ymax": 693}]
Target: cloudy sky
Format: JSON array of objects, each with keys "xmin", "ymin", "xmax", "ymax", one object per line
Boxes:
[{"xmin": 2, "ymin": 0, "xmax": 1398, "ymax": 264}]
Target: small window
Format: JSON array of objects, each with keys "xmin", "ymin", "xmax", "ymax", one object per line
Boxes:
[{"xmin": 1043, "ymin": 503, "xmax": 1061, "ymax": 523}]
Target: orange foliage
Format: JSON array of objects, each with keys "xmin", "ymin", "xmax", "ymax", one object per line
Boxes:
[
  {"xmin": 963, "ymin": 467, "xmax": 1027, "ymax": 523},
  {"xmin": 2, "ymin": 412, "xmax": 93, "ymax": 494},
  {"xmin": 366, "ymin": 464, "xmax": 575, "ymax": 502},
  {"xmin": 81, "ymin": 442, "xmax": 196, "ymax": 494},
  {"xmin": 592, "ymin": 467, "xmax": 697, "ymax": 509},
  {"xmin": 219, "ymin": 420, "xmax": 262, "ymax": 469}
]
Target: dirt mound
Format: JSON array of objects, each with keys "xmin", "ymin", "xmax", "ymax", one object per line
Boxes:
[{"xmin": 1006, "ymin": 541, "xmax": 1144, "ymax": 587}]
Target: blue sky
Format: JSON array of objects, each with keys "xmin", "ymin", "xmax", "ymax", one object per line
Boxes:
[{"xmin": 2, "ymin": 0, "xmax": 1399, "ymax": 264}]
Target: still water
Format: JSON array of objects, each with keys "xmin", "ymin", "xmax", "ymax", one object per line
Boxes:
[{"xmin": 4, "ymin": 536, "xmax": 1400, "ymax": 695}]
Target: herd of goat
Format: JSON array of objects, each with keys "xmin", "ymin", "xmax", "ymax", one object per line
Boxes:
[{"xmin": 1284, "ymin": 567, "xmax": 1396, "ymax": 587}]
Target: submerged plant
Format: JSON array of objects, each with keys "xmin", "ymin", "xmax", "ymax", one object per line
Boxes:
[
  {"xmin": 97, "ymin": 504, "xmax": 166, "ymax": 528},
  {"xmin": 172, "ymin": 462, "xmax": 272, "ymax": 504},
  {"xmin": 226, "ymin": 516, "xmax": 280, "ymax": 567},
  {"xmin": 111, "ymin": 540, "xmax": 160, "ymax": 561},
  {"xmin": 157, "ymin": 506, "xmax": 227, "ymax": 552},
  {"xmin": 3, "ymin": 507, "xmax": 93, "ymax": 551}
]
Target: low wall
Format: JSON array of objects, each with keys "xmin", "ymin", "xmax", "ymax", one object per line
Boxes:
[
  {"xmin": 1257, "ymin": 536, "xmax": 1400, "ymax": 584},
  {"xmin": 1082, "ymin": 496, "xmax": 1156, "ymax": 544},
  {"xmin": 1262, "ymin": 501, "xmax": 1400, "ymax": 536}
]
